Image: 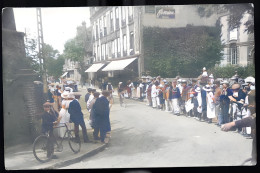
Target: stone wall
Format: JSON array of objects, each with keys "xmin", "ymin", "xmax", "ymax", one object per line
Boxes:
[{"xmin": 3, "ymin": 20, "xmax": 44, "ymax": 145}]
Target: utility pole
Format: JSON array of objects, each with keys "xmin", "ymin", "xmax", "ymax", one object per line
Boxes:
[{"xmin": 36, "ymin": 8, "xmax": 48, "ymax": 99}]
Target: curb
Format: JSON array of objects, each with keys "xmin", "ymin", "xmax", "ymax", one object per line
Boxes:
[{"xmin": 42, "ymin": 143, "xmax": 107, "ymax": 169}]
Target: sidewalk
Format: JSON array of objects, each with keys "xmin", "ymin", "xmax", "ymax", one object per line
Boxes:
[
  {"xmin": 4, "ymin": 123, "xmax": 107, "ymax": 170},
  {"xmin": 4, "ymin": 86, "xmax": 117, "ymax": 170}
]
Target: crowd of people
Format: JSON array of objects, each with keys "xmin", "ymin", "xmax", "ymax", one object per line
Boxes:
[
  {"xmin": 117, "ymin": 67, "xmax": 256, "ymax": 138},
  {"xmin": 41, "ymin": 83, "xmax": 113, "ymax": 158},
  {"xmin": 41, "ymin": 67, "xmax": 255, "ymax": 162}
]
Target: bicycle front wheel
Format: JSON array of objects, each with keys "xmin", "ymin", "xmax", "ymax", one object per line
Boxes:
[
  {"xmin": 33, "ymin": 135, "xmax": 53, "ymax": 162},
  {"xmin": 68, "ymin": 130, "xmax": 81, "ymax": 153}
]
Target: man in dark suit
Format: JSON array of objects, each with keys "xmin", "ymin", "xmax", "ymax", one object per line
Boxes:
[{"xmin": 68, "ymin": 92, "xmax": 90, "ymax": 143}]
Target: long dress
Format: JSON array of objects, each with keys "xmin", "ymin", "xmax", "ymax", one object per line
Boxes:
[
  {"xmin": 206, "ymin": 91, "xmax": 216, "ymax": 119},
  {"xmin": 58, "ymin": 99, "xmax": 72, "ymax": 137}
]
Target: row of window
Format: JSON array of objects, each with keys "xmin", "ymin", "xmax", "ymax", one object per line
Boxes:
[
  {"xmin": 93, "ymin": 6, "xmax": 134, "ymax": 40},
  {"xmin": 94, "ymin": 32, "xmax": 135, "ymax": 61}
]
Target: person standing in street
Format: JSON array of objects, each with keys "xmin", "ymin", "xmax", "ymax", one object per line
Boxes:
[
  {"xmin": 213, "ymin": 80, "xmax": 222, "ymax": 126},
  {"xmin": 87, "ymin": 92, "xmax": 100, "ymax": 140},
  {"xmin": 57, "ymin": 91, "xmax": 73, "ymax": 138},
  {"xmin": 146, "ymin": 81, "xmax": 153, "ymax": 107},
  {"xmin": 219, "ymin": 80, "xmax": 233, "ymax": 124},
  {"xmin": 171, "ymin": 80, "xmax": 181, "ymax": 115},
  {"xmin": 85, "ymin": 88, "xmax": 92, "ymax": 108},
  {"xmin": 194, "ymin": 87, "xmax": 202, "ymax": 120},
  {"xmin": 200, "ymin": 82, "xmax": 208, "ymax": 121},
  {"xmin": 87, "ymin": 89, "xmax": 96, "ymax": 110},
  {"xmin": 68, "ymin": 92, "xmax": 90, "ymax": 143},
  {"xmin": 181, "ymin": 79, "xmax": 190, "ymax": 116},
  {"xmin": 204, "ymin": 85, "xmax": 216, "ymax": 123},
  {"xmin": 151, "ymin": 81, "xmax": 159, "ymax": 109},
  {"xmin": 92, "ymin": 90, "xmax": 111, "ymax": 143},
  {"xmin": 164, "ymin": 81, "xmax": 171, "ymax": 112}
]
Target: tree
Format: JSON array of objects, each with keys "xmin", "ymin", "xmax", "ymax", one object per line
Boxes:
[
  {"xmin": 45, "ymin": 54, "xmax": 65, "ymax": 80},
  {"xmin": 143, "ymin": 23, "xmax": 223, "ymax": 78},
  {"xmin": 63, "ymin": 22, "xmax": 92, "ymax": 84},
  {"xmin": 197, "ymin": 4, "xmax": 254, "ymax": 34},
  {"xmin": 24, "ymin": 37, "xmax": 41, "ymax": 74},
  {"xmin": 42, "ymin": 43, "xmax": 65, "ymax": 80}
]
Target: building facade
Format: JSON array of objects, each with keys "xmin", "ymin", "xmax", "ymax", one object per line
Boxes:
[
  {"xmin": 87, "ymin": 5, "xmax": 254, "ymax": 82},
  {"xmin": 219, "ymin": 12, "xmax": 254, "ymax": 66},
  {"xmin": 89, "ymin": 6, "xmax": 141, "ymax": 80}
]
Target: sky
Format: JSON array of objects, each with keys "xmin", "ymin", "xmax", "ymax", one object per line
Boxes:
[{"xmin": 13, "ymin": 7, "xmax": 90, "ymax": 54}]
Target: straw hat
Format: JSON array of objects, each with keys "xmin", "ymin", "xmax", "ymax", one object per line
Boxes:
[{"xmin": 61, "ymin": 91, "xmax": 70, "ymax": 98}]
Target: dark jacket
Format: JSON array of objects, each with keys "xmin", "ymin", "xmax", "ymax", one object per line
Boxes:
[
  {"xmin": 68, "ymin": 99, "xmax": 84, "ymax": 124},
  {"xmin": 92, "ymin": 96, "xmax": 111, "ymax": 133},
  {"xmin": 41, "ymin": 110, "xmax": 58, "ymax": 134},
  {"xmin": 85, "ymin": 93, "xmax": 91, "ymax": 103}
]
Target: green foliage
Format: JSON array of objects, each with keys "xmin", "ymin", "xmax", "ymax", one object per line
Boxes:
[
  {"xmin": 42, "ymin": 43, "xmax": 65, "ymax": 80},
  {"xmin": 143, "ymin": 24, "xmax": 223, "ymax": 78},
  {"xmin": 196, "ymin": 4, "xmax": 254, "ymax": 34},
  {"xmin": 210, "ymin": 64, "xmax": 255, "ymax": 78},
  {"xmin": 24, "ymin": 37, "xmax": 40, "ymax": 74},
  {"xmin": 45, "ymin": 55, "xmax": 65, "ymax": 80},
  {"xmin": 63, "ymin": 23, "xmax": 92, "ymax": 84}
]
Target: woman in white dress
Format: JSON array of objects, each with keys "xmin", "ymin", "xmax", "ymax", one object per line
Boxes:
[
  {"xmin": 204, "ymin": 85, "xmax": 215, "ymax": 123},
  {"xmin": 57, "ymin": 91, "xmax": 73, "ymax": 137}
]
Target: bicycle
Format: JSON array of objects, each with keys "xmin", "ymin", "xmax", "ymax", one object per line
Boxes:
[{"xmin": 33, "ymin": 123, "xmax": 81, "ymax": 163}]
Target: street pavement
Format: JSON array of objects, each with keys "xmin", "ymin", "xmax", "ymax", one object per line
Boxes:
[{"xmin": 61, "ymin": 96, "xmax": 253, "ymax": 168}]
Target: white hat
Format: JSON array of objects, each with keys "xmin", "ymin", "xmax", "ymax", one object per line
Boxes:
[
  {"xmin": 195, "ymin": 87, "xmax": 201, "ymax": 93},
  {"xmin": 209, "ymin": 74, "xmax": 214, "ymax": 78},
  {"xmin": 65, "ymin": 87, "xmax": 73, "ymax": 92},
  {"xmin": 119, "ymin": 82, "xmax": 123, "ymax": 84},
  {"xmin": 245, "ymin": 76, "xmax": 255, "ymax": 84},
  {"xmin": 203, "ymin": 85, "xmax": 212, "ymax": 92},
  {"xmin": 177, "ymin": 79, "xmax": 182, "ymax": 82},
  {"xmin": 221, "ymin": 80, "xmax": 229, "ymax": 85},
  {"xmin": 203, "ymin": 67, "xmax": 206, "ymax": 70},
  {"xmin": 163, "ymin": 79, "xmax": 167, "ymax": 82},
  {"xmin": 68, "ymin": 92, "xmax": 75, "ymax": 99},
  {"xmin": 61, "ymin": 91, "xmax": 70, "ymax": 98},
  {"xmin": 181, "ymin": 79, "xmax": 187, "ymax": 83}
]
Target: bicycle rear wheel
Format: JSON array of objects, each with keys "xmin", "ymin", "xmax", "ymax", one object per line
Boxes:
[
  {"xmin": 33, "ymin": 135, "xmax": 53, "ymax": 162},
  {"xmin": 68, "ymin": 130, "xmax": 81, "ymax": 153}
]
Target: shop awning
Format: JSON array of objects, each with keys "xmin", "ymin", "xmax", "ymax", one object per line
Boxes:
[
  {"xmin": 85, "ymin": 63, "xmax": 105, "ymax": 72},
  {"xmin": 102, "ymin": 57, "xmax": 137, "ymax": 71},
  {"xmin": 61, "ymin": 72, "xmax": 68, "ymax": 78}
]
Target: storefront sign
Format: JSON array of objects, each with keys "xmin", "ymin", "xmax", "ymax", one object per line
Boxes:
[{"xmin": 156, "ymin": 7, "xmax": 175, "ymax": 19}]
